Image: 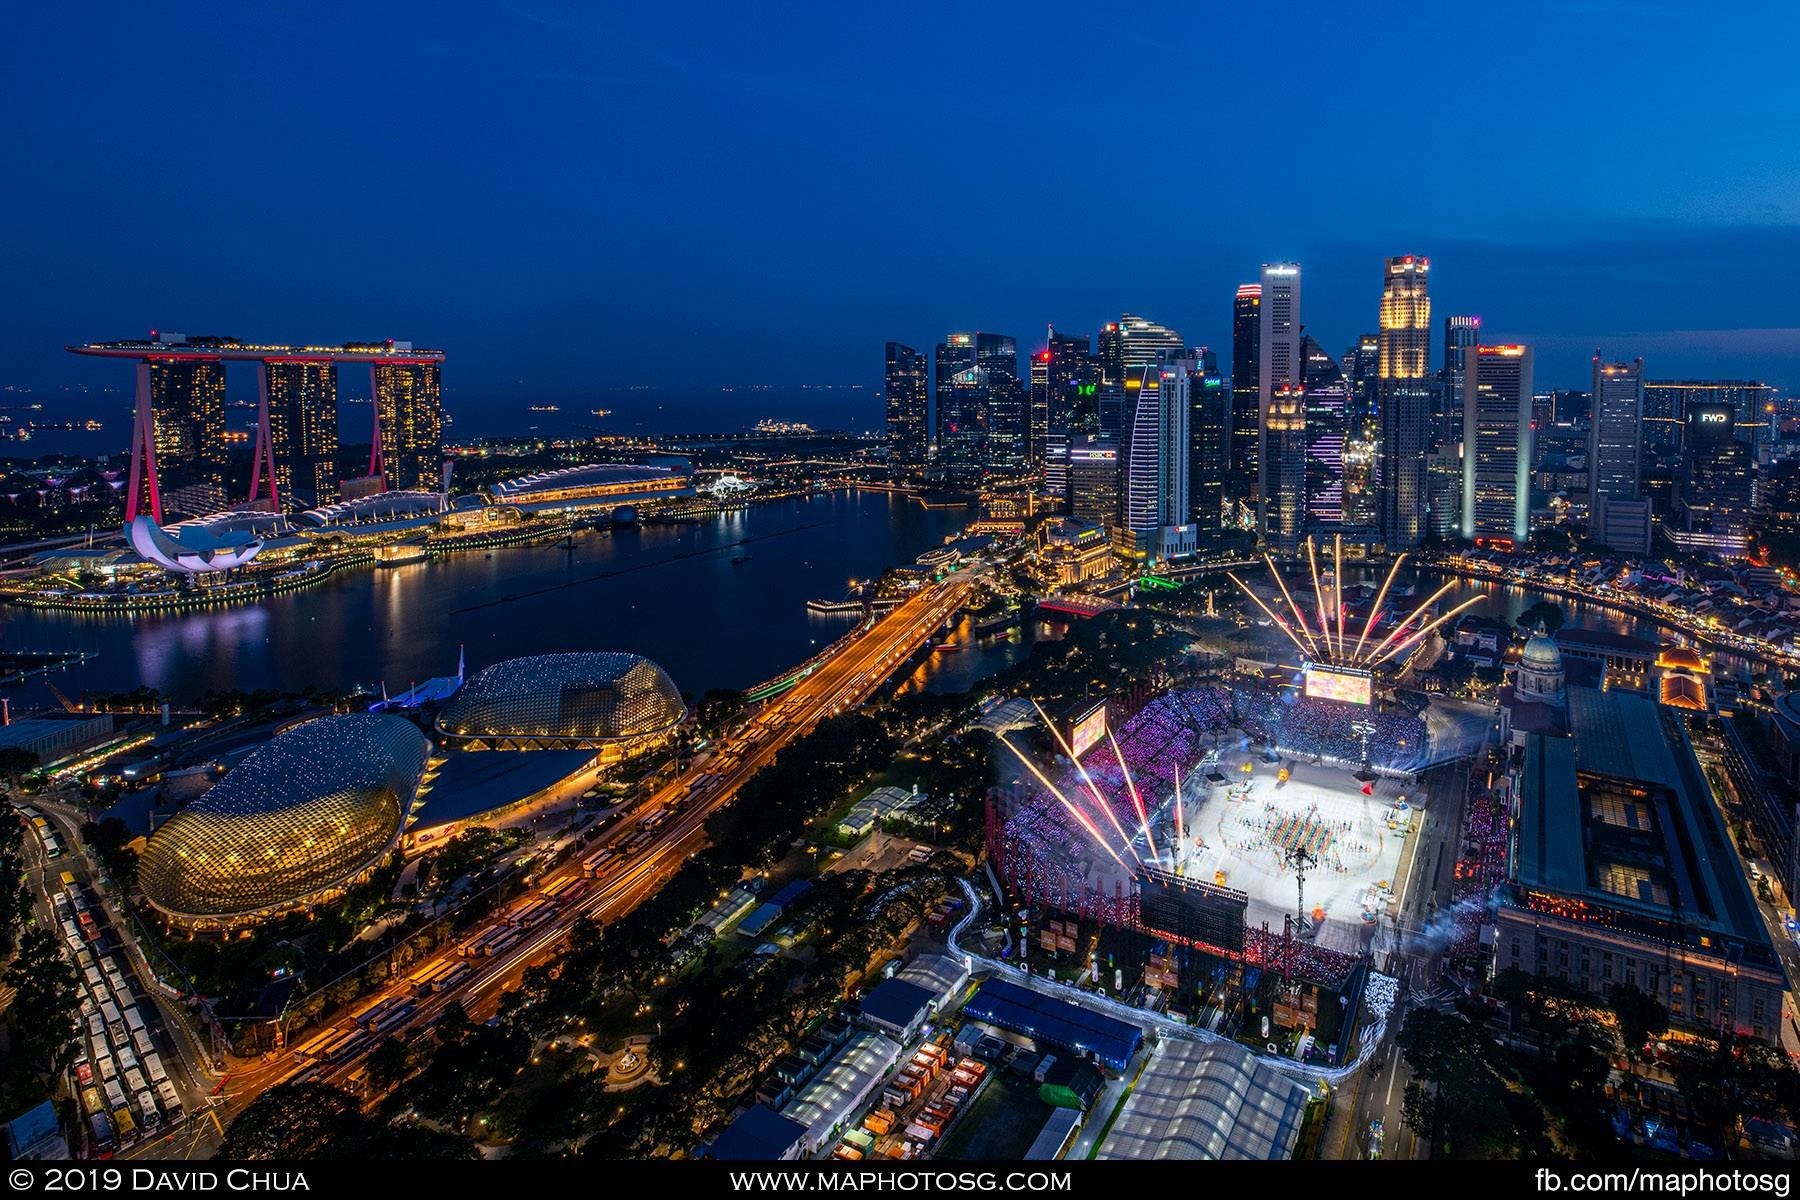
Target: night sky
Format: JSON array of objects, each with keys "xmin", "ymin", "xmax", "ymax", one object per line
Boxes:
[{"xmin": 7, "ymin": 1, "xmax": 1800, "ymax": 410}]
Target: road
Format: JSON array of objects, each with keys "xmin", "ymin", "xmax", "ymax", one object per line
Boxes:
[
  {"xmin": 170, "ymin": 570, "xmax": 978, "ymax": 1143},
  {"xmin": 16, "ymin": 797, "xmax": 224, "ymax": 1157}
]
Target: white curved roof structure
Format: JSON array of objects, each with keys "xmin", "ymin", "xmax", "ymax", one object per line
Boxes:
[
  {"xmin": 126, "ymin": 515, "xmax": 264, "ymax": 574},
  {"xmin": 297, "ymin": 489, "xmax": 446, "ymax": 528}
]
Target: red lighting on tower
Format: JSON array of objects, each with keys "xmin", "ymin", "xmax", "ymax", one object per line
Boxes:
[{"xmin": 123, "ymin": 363, "xmax": 163, "ymax": 524}]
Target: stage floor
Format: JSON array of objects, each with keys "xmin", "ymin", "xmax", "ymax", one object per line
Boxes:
[{"xmin": 1156, "ymin": 748, "xmax": 1415, "ymax": 955}]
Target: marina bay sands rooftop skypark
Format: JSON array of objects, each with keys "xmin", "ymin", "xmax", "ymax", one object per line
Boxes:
[{"xmin": 67, "ymin": 333, "xmax": 445, "ymax": 364}]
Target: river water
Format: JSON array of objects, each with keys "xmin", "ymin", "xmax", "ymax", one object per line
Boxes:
[{"xmin": 0, "ymin": 491, "xmax": 977, "ymax": 704}]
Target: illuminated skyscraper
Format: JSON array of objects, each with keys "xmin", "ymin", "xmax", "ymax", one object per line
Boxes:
[
  {"xmin": 934, "ymin": 333, "xmax": 981, "ymax": 466},
  {"xmin": 264, "ymin": 361, "xmax": 340, "ymax": 509},
  {"xmin": 886, "ymin": 341, "xmax": 931, "ymax": 463},
  {"xmin": 1029, "ymin": 350, "xmax": 1051, "ymax": 470},
  {"xmin": 148, "ymin": 358, "xmax": 227, "ymax": 512},
  {"xmin": 1121, "ymin": 359, "xmax": 1194, "ymax": 563},
  {"xmin": 1265, "ymin": 382, "xmax": 1306, "ymax": 554},
  {"xmin": 1440, "ymin": 315, "xmax": 1480, "ymax": 447},
  {"xmin": 372, "ymin": 361, "xmax": 443, "ymax": 491},
  {"xmin": 1377, "ymin": 255, "xmax": 1432, "ymax": 548},
  {"xmin": 1068, "ymin": 437, "xmax": 1121, "ymax": 530},
  {"xmin": 1643, "ymin": 379, "xmax": 1777, "ymax": 461},
  {"xmin": 1666, "ymin": 401, "xmax": 1753, "ymax": 557},
  {"xmin": 1461, "ymin": 343, "xmax": 1533, "ymax": 544},
  {"xmin": 1044, "ymin": 430, "xmax": 1071, "ymax": 509},
  {"xmin": 1301, "ymin": 336, "xmax": 1348, "ymax": 529},
  {"xmin": 1347, "ymin": 333, "xmax": 1379, "ymax": 422},
  {"xmin": 1046, "ymin": 328, "xmax": 1093, "ymax": 435},
  {"xmin": 1118, "ymin": 314, "xmax": 1184, "ymax": 370},
  {"xmin": 1588, "ymin": 355, "xmax": 1649, "ymax": 552},
  {"xmin": 1096, "ymin": 323, "xmax": 1124, "ymax": 386},
  {"xmin": 977, "ymin": 333, "xmax": 1025, "ymax": 468},
  {"xmin": 1188, "ymin": 366, "xmax": 1228, "ymax": 550},
  {"xmin": 885, "ymin": 342, "xmax": 929, "ymax": 466},
  {"xmin": 1256, "ymin": 264, "xmax": 1301, "ymax": 542},
  {"xmin": 1229, "ymin": 284, "xmax": 1262, "ymax": 507}
]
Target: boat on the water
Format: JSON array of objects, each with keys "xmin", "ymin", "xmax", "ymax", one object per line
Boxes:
[{"xmin": 375, "ymin": 543, "xmax": 429, "ymax": 568}]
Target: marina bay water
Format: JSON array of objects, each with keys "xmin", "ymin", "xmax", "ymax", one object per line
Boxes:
[
  {"xmin": 0, "ymin": 494, "xmax": 1743, "ymax": 709},
  {"xmin": 0, "ymin": 491, "xmax": 975, "ymax": 704}
]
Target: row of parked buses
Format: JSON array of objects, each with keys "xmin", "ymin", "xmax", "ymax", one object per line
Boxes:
[
  {"xmin": 578, "ymin": 807, "xmax": 676, "ymax": 877},
  {"xmin": 23, "ymin": 808, "xmax": 63, "ymax": 859},
  {"xmin": 47, "ymin": 865, "xmax": 186, "ymax": 1157}
]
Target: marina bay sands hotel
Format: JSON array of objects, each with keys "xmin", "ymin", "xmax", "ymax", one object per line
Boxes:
[{"xmin": 68, "ymin": 334, "xmax": 445, "ymax": 522}]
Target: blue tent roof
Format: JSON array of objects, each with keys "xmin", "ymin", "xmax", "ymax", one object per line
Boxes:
[
  {"xmin": 768, "ymin": 879, "xmax": 812, "ymax": 908},
  {"xmin": 962, "ymin": 978, "xmax": 1143, "ymax": 1070},
  {"xmin": 5, "ymin": 1101, "xmax": 61, "ymax": 1159},
  {"xmin": 860, "ymin": 978, "xmax": 935, "ymax": 1031},
  {"xmin": 705, "ymin": 1104, "xmax": 807, "ymax": 1161}
]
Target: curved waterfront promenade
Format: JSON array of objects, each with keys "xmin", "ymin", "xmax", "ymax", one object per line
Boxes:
[{"xmin": 1418, "ymin": 554, "xmax": 1795, "ymax": 674}]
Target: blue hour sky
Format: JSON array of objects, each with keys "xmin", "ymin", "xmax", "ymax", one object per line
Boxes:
[{"xmin": 5, "ymin": 0, "xmax": 1800, "ymax": 409}]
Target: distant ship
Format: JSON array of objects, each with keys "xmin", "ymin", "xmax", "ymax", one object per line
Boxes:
[
  {"xmin": 527, "ymin": 404, "xmax": 561, "ymax": 413},
  {"xmin": 591, "ymin": 408, "xmax": 613, "ymax": 418}
]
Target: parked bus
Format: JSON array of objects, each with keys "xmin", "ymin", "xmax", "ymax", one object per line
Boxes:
[
  {"xmin": 458, "ymin": 925, "xmax": 520, "ymax": 959},
  {"xmin": 154, "ymin": 1079, "xmax": 183, "ymax": 1124},
  {"xmin": 540, "ymin": 876, "xmax": 579, "ymax": 902},
  {"xmin": 295, "ymin": 1027, "xmax": 367, "ymax": 1066},
  {"xmin": 580, "ymin": 847, "xmax": 615, "ymax": 877},
  {"xmin": 142, "ymin": 1053, "xmax": 168, "ymax": 1087},
  {"xmin": 80, "ymin": 1087, "xmax": 105, "ymax": 1117},
  {"xmin": 368, "ymin": 1000, "xmax": 417, "ymax": 1037},
  {"xmin": 102, "ymin": 1079, "xmax": 126, "ymax": 1113},
  {"xmin": 100, "ymin": 1002, "xmax": 125, "ymax": 1044},
  {"xmin": 123, "ymin": 1007, "xmax": 147, "ymax": 1036},
  {"xmin": 136, "ymin": 1092, "xmax": 161, "ymax": 1134},
  {"xmin": 292, "ymin": 1026, "xmax": 344, "ymax": 1064},
  {"xmin": 88, "ymin": 1112, "xmax": 116, "ymax": 1158},
  {"xmin": 509, "ymin": 897, "xmax": 556, "ymax": 929},
  {"xmin": 131, "ymin": 1027, "xmax": 155, "ymax": 1058},
  {"xmin": 111, "ymin": 1105, "xmax": 137, "ymax": 1147}
]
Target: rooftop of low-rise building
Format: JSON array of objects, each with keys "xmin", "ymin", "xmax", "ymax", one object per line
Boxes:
[{"xmin": 1512, "ymin": 688, "xmax": 1776, "ymax": 964}]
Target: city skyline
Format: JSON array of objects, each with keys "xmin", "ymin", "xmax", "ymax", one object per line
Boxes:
[{"xmin": 7, "ymin": 5, "xmax": 1800, "ymax": 401}]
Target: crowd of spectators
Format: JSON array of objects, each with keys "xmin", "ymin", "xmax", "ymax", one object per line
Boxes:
[{"xmin": 1445, "ymin": 775, "xmax": 1510, "ymax": 973}]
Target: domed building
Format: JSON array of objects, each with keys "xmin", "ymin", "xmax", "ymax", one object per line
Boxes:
[
  {"xmin": 139, "ymin": 714, "xmax": 431, "ymax": 932},
  {"xmin": 1500, "ymin": 624, "xmax": 1570, "ymax": 747},
  {"xmin": 435, "ymin": 652, "xmax": 685, "ymax": 753},
  {"xmin": 1514, "ymin": 626, "xmax": 1567, "ymax": 705}
]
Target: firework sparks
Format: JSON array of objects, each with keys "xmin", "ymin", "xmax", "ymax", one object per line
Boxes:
[
  {"xmin": 998, "ymin": 733, "xmax": 1131, "ymax": 871},
  {"xmin": 1032, "ymin": 700, "xmax": 1144, "ymax": 867},
  {"xmin": 1231, "ymin": 536, "xmax": 1481, "ymax": 670},
  {"xmin": 1106, "ymin": 727, "xmax": 1157, "ymax": 865}
]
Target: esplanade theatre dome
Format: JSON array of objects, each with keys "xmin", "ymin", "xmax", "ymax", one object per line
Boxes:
[
  {"xmin": 139, "ymin": 714, "xmax": 431, "ymax": 931},
  {"xmin": 435, "ymin": 652, "xmax": 685, "ymax": 750}
]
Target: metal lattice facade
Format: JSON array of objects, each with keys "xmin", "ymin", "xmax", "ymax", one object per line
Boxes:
[
  {"xmin": 435, "ymin": 652, "xmax": 685, "ymax": 750},
  {"xmin": 139, "ymin": 713, "xmax": 430, "ymax": 929}
]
